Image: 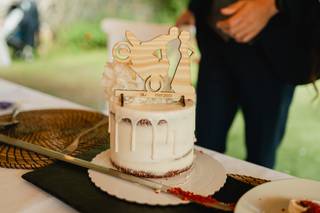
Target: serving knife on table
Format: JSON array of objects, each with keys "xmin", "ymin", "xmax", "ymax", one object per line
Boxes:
[{"xmin": 0, "ymin": 133, "xmax": 234, "ymax": 211}]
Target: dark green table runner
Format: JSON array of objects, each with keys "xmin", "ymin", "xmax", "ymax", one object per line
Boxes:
[{"xmin": 22, "ymin": 145, "xmax": 256, "ymax": 213}]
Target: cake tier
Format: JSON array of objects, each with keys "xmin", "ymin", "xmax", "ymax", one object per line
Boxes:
[
  {"xmin": 111, "ymin": 149, "xmax": 193, "ymax": 178},
  {"xmin": 108, "ymin": 100, "xmax": 195, "ymax": 177}
]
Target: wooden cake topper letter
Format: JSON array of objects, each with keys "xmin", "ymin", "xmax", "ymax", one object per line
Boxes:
[{"xmin": 112, "ymin": 26, "xmax": 195, "ymax": 101}]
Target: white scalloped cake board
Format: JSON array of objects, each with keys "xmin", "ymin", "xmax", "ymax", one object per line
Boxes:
[{"xmin": 88, "ymin": 149, "xmax": 227, "ymax": 206}]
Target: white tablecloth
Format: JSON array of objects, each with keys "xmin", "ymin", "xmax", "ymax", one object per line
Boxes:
[{"xmin": 0, "ymin": 79, "xmax": 292, "ymax": 213}]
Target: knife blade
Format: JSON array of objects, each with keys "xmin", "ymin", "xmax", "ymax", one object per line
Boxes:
[{"xmin": 0, "ymin": 133, "xmax": 234, "ymax": 211}]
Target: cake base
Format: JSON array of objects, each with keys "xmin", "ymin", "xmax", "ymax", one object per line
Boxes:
[
  {"xmin": 110, "ymin": 159, "xmax": 192, "ymax": 178},
  {"xmin": 88, "ymin": 149, "xmax": 227, "ymax": 206}
]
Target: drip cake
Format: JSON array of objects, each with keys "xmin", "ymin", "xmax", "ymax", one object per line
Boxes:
[{"xmin": 103, "ymin": 27, "xmax": 196, "ymax": 178}]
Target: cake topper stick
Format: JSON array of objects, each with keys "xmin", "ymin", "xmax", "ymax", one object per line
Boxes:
[
  {"xmin": 120, "ymin": 93, "xmax": 124, "ymax": 107},
  {"xmin": 179, "ymin": 95, "xmax": 186, "ymax": 107}
]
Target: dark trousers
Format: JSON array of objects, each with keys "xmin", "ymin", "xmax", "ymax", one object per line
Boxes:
[
  {"xmin": 6, "ymin": 2, "xmax": 39, "ymax": 52},
  {"xmin": 196, "ymin": 41, "xmax": 295, "ymax": 168}
]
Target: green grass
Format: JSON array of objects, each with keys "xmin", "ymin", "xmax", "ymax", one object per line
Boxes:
[
  {"xmin": 57, "ymin": 21, "xmax": 107, "ymax": 50},
  {"xmin": 0, "ymin": 49, "xmax": 107, "ymax": 110},
  {"xmin": 1, "ymin": 48, "xmax": 320, "ymax": 181},
  {"xmin": 276, "ymin": 87, "xmax": 320, "ymax": 180},
  {"xmin": 227, "ymin": 85, "xmax": 320, "ymax": 180}
]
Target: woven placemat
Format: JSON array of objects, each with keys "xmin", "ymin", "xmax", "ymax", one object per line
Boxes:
[
  {"xmin": 227, "ymin": 173, "xmax": 269, "ymax": 186},
  {"xmin": 0, "ymin": 109, "xmax": 108, "ymax": 169}
]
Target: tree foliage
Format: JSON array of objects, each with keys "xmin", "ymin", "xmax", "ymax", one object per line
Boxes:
[{"xmin": 148, "ymin": 0, "xmax": 189, "ymax": 23}]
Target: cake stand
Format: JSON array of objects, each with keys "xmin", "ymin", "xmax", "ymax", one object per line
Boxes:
[{"xmin": 88, "ymin": 149, "xmax": 227, "ymax": 206}]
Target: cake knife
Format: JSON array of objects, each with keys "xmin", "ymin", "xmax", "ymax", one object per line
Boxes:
[{"xmin": 0, "ymin": 133, "xmax": 234, "ymax": 211}]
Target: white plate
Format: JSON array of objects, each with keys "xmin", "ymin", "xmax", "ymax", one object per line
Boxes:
[
  {"xmin": 88, "ymin": 149, "xmax": 227, "ymax": 206},
  {"xmin": 235, "ymin": 178, "xmax": 320, "ymax": 213}
]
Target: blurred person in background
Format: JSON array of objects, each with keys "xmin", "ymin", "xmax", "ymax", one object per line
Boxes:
[
  {"xmin": 177, "ymin": 0, "xmax": 320, "ymax": 168},
  {"xmin": 4, "ymin": 0, "xmax": 39, "ymax": 60}
]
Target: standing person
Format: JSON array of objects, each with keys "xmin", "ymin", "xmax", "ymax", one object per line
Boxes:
[
  {"xmin": 6, "ymin": 0, "xmax": 40, "ymax": 60},
  {"xmin": 176, "ymin": 0, "xmax": 320, "ymax": 168}
]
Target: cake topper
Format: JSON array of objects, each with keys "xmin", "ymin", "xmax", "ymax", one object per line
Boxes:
[{"xmin": 112, "ymin": 27, "xmax": 195, "ymax": 106}]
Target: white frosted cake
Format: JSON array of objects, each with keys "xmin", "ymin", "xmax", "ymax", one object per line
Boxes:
[
  {"xmin": 103, "ymin": 27, "xmax": 196, "ymax": 178},
  {"xmin": 108, "ymin": 101, "xmax": 195, "ymax": 177}
]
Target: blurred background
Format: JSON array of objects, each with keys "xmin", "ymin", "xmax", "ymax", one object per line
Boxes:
[{"xmin": 0, "ymin": 0, "xmax": 319, "ymax": 180}]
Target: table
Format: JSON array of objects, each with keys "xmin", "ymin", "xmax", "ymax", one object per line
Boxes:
[{"xmin": 0, "ymin": 79, "xmax": 292, "ymax": 213}]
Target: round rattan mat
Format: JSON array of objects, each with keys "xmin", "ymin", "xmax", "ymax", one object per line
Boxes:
[
  {"xmin": 0, "ymin": 109, "xmax": 108, "ymax": 169},
  {"xmin": 227, "ymin": 174, "xmax": 269, "ymax": 186}
]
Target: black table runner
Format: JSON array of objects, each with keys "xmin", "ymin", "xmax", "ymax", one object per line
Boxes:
[{"xmin": 22, "ymin": 145, "xmax": 259, "ymax": 213}]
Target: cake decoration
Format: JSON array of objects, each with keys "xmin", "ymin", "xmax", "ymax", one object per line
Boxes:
[
  {"xmin": 107, "ymin": 26, "xmax": 195, "ymax": 105},
  {"xmin": 103, "ymin": 27, "xmax": 196, "ymax": 178}
]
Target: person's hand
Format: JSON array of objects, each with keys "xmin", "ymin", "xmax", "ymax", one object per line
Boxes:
[
  {"xmin": 176, "ymin": 10, "xmax": 195, "ymax": 27},
  {"xmin": 216, "ymin": 0, "xmax": 278, "ymax": 43}
]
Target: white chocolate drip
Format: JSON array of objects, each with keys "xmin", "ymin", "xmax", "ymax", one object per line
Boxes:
[
  {"xmin": 108, "ymin": 102, "xmax": 195, "ymax": 177},
  {"xmin": 165, "ymin": 123, "xmax": 170, "ymax": 145},
  {"xmin": 111, "ymin": 102, "xmax": 194, "ymax": 163},
  {"xmin": 172, "ymin": 130, "xmax": 176, "ymax": 155},
  {"xmin": 113, "ymin": 116, "xmax": 175, "ymax": 158},
  {"xmin": 115, "ymin": 119, "xmax": 119, "ymax": 152},
  {"xmin": 131, "ymin": 120, "xmax": 138, "ymax": 151},
  {"xmin": 151, "ymin": 121, "xmax": 157, "ymax": 160}
]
